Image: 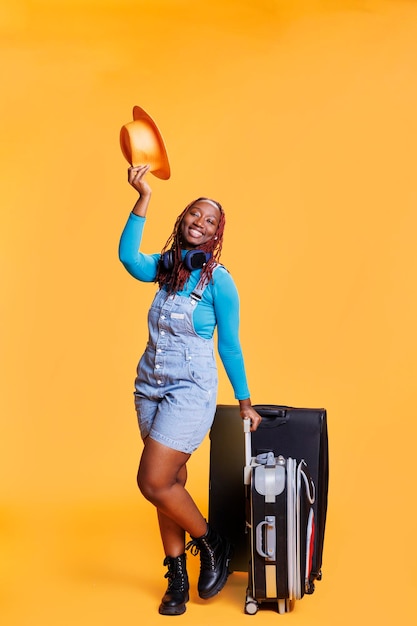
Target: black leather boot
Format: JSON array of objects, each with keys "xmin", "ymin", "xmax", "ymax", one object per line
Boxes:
[
  {"xmin": 159, "ymin": 553, "xmax": 189, "ymax": 615},
  {"xmin": 186, "ymin": 525, "xmax": 232, "ymax": 599}
]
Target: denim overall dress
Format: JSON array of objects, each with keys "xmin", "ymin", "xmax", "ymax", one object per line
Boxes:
[{"xmin": 134, "ymin": 278, "xmax": 218, "ymax": 454}]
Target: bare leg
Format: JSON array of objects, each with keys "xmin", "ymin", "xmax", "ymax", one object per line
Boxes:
[
  {"xmin": 137, "ymin": 437, "xmax": 207, "ymax": 553},
  {"xmin": 157, "ymin": 464, "xmax": 187, "ymax": 556}
]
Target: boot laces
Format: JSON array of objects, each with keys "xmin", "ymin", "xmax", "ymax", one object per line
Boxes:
[
  {"xmin": 163, "ymin": 557, "xmax": 186, "ymax": 592},
  {"xmin": 186, "ymin": 537, "xmax": 216, "ymax": 571}
]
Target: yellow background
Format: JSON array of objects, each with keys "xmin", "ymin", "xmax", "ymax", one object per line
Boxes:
[{"xmin": 1, "ymin": 0, "xmax": 416, "ymax": 624}]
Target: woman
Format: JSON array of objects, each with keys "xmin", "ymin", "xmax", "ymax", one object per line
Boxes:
[{"xmin": 119, "ymin": 164, "xmax": 261, "ymax": 616}]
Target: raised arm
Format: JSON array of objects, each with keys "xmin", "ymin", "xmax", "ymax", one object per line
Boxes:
[{"xmin": 118, "ymin": 165, "xmax": 160, "ymax": 282}]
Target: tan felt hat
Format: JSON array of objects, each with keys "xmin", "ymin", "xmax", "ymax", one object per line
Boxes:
[{"xmin": 120, "ymin": 105, "xmax": 170, "ymax": 179}]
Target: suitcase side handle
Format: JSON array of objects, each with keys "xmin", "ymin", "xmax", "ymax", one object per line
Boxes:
[{"xmin": 256, "ymin": 516, "xmax": 276, "ymax": 561}]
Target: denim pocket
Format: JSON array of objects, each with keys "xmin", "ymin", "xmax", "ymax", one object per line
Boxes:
[{"xmin": 187, "ymin": 358, "xmax": 218, "ymax": 392}]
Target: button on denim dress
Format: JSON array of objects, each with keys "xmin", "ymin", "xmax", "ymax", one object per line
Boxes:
[{"xmin": 134, "ymin": 284, "xmax": 218, "ymax": 453}]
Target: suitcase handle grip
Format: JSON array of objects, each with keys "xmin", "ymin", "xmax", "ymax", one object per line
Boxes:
[{"xmin": 256, "ymin": 516, "xmax": 276, "ymax": 561}]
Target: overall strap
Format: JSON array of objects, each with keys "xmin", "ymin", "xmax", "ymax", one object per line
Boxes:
[{"xmin": 190, "ymin": 264, "xmax": 222, "ymax": 302}]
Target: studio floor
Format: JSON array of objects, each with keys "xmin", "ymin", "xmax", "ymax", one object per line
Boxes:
[
  {"xmin": 0, "ymin": 499, "xmax": 333, "ymax": 626},
  {"xmin": 2, "ymin": 481, "xmax": 414, "ymax": 626}
]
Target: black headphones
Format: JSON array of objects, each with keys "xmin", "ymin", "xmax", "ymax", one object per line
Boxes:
[{"xmin": 161, "ymin": 249, "xmax": 212, "ymax": 271}]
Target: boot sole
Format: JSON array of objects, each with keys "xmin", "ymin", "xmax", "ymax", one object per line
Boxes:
[
  {"xmin": 198, "ymin": 544, "xmax": 232, "ymax": 600},
  {"xmin": 159, "ymin": 592, "xmax": 189, "ymax": 615},
  {"xmin": 158, "ymin": 604, "xmax": 187, "ymax": 616}
]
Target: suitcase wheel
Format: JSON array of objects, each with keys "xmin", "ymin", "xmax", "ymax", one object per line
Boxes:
[
  {"xmin": 245, "ymin": 600, "xmax": 259, "ymax": 615},
  {"xmin": 244, "ymin": 591, "xmax": 259, "ymax": 615}
]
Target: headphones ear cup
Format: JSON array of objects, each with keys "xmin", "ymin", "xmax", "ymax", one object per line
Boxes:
[
  {"xmin": 183, "ymin": 250, "xmax": 211, "ymax": 271},
  {"xmin": 161, "ymin": 249, "xmax": 174, "ymax": 271}
]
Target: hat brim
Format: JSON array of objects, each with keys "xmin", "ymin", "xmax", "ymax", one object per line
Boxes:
[{"xmin": 120, "ymin": 105, "xmax": 171, "ymax": 180}]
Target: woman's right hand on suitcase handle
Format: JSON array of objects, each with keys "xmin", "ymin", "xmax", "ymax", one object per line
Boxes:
[{"xmin": 239, "ymin": 402, "xmax": 262, "ymax": 431}]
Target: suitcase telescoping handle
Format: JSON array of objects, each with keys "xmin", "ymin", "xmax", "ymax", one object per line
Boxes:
[{"xmin": 243, "ymin": 418, "xmax": 252, "ymax": 485}]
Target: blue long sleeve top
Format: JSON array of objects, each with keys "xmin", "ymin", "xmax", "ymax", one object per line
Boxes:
[{"xmin": 119, "ymin": 212, "xmax": 250, "ymax": 400}]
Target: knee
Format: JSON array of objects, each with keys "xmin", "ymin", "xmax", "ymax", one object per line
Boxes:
[
  {"xmin": 136, "ymin": 467, "xmax": 165, "ymax": 504},
  {"xmin": 136, "ymin": 467, "xmax": 152, "ymax": 500},
  {"xmin": 136, "ymin": 445, "xmax": 188, "ymax": 504},
  {"xmin": 136, "ymin": 467, "xmax": 186, "ymax": 506}
]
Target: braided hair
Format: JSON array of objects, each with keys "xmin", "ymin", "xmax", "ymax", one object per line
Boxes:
[{"xmin": 156, "ymin": 197, "xmax": 225, "ymax": 294}]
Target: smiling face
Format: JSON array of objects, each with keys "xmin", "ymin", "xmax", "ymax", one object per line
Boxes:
[{"xmin": 179, "ymin": 200, "xmax": 221, "ymax": 249}]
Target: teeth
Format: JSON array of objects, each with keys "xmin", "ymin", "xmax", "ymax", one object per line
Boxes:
[{"xmin": 189, "ymin": 228, "xmax": 203, "ymax": 237}]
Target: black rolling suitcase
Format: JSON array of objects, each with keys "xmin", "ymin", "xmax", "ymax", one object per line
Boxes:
[{"xmin": 208, "ymin": 404, "xmax": 329, "ymax": 614}]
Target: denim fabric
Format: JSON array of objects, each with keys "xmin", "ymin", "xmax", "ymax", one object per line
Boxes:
[{"xmin": 134, "ymin": 288, "xmax": 218, "ymax": 453}]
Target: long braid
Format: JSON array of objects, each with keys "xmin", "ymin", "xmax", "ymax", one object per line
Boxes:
[{"xmin": 156, "ymin": 198, "xmax": 225, "ymax": 293}]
